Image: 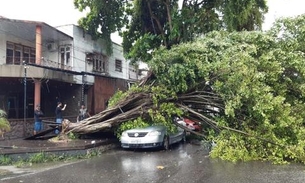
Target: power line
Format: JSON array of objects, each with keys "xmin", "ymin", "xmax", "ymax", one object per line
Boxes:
[{"xmin": 25, "ymin": 62, "xmax": 137, "ymax": 82}]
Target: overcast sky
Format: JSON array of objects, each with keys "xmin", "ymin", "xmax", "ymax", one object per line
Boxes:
[
  {"xmin": 1, "ymin": 0, "xmax": 305, "ymax": 43},
  {"xmin": 263, "ymin": 0, "xmax": 305, "ymax": 30}
]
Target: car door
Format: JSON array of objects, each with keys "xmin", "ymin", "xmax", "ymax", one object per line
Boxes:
[{"xmin": 169, "ymin": 126, "xmax": 185, "ymax": 145}]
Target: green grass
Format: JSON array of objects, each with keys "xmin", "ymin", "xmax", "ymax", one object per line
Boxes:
[{"xmin": 0, "ymin": 145, "xmax": 113, "ymax": 167}]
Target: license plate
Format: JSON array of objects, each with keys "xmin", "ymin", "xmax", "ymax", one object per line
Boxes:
[{"xmin": 130, "ymin": 139, "xmax": 141, "ymax": 143}]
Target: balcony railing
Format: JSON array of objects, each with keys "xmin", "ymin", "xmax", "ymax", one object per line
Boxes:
[
  {"xmin": 5, "ymin": 56, "xmax": 72, "ymax": 71},
  {"xmin": 41, "ymin": 59, "xmax": 72, "ymax": 71},
  {"xmin": 6, "ymin": 56, "xmax": 35, "ymax": 65}
]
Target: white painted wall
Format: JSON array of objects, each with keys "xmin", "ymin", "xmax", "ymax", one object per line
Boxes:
[
  {"xmin": 0, "ymin": 34, "xmax": 6, "ymax": 64},
  {"xmin": 56, "ymin": 24, "xmax": 134, "ymax": 84},
  {"xmin": 0, "ymin": 23, "xmax": 141, "ymax": 84},
  {"xmin": 0, "ymin": 26, "xmax": 74, "ymax": 68},
  {"xmin": 0, "ymin": 32, "xmax": 36, "ymax": 65},
  {"xmin": 56, "ymin": 25, "xmax": 93, "ymax": 84},
  {"xmin": 109, "ymin": 43, "xmax": 129, "ymax": 79}
]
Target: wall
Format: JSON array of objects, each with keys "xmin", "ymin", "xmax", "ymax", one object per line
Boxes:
[
  {"xmin": 0, "ymin": 20, "xmax": 87, "ymax": 130},
  {"xmin": 2, "ymin": 118, "xmax": 34, "ymax": 139},
  {"xmin": 56, "ymin": 25, "xmax": 133, "ymax": 81},
  {"xmin": 71, "ymin": 25, "xmax": 95, "ymax": 84},
  {"xmin": 0, "ymin": 33, "xmax": 6, "ymax": 64},
  {"xmin": 109, "ymin": 43, "xmax": 129, "ymax": 79},
  {"xmin": 0, "ymin": 32, "xmax": 36, "ymax": 65},
  {"xmin": 92, "ymin": 76, "xmax": 128, "ymax": 113},
  {"xmin": 3, "ymin": 115, "xmax": 78, "ymax": 139},
  {"xmin": 57, "ymin": 25, "xmax": 95, "ymax": 84}
]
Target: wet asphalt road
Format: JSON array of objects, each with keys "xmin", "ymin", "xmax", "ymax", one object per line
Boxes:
[{"xmin": 1, "ymin": 142, "xmax": 305, "ymax": 183}]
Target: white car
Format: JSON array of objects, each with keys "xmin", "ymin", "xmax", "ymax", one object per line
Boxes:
[{"xmin": 120, "ymin": 125, "xmax": 186, "ymax": 150}]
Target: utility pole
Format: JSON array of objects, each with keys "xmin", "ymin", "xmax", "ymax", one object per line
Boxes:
[
  {"xmin": 81, "ymin": 74, "xmax": 86, "ymax": 104},
  {"xmin": 23, "ymin": 61, "xmax": 27, "ymax": 137}
]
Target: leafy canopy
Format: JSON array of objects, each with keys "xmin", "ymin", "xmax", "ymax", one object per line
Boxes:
[
  {"xmin": 74, "ymin": 0, "xmax": 268, "ymax": 61},
  {"xmin": 113, "ymin": 14, "xmax": 305, "ymax": 164}
]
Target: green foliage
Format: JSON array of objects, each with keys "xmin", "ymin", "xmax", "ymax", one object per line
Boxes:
[
  {"xmin": 148, "ymin": 102, "xmax": 182, "ymax": 134},
  {"xmin": 116, "ymin": 117, "xmax": 150, "ymax": 139},
  {"xmin": 149, "ymin": 42, "xmax": 213, "ymax": 93},
  {"xmin": 218, "ymin": 0, "xmax": 268, "ymax": 31},
  {"xmin": 67, "ymin": 132, "xmax": 79, "ymax": 140},
  {"xmin": 107, "ymin": 89, "xmax": 128, "ymax": 108},
  {"xmin": 127, "ymin": 33, "xmax": 161, "ymax": 64},
  {"xmin": 0, "ymin": 155, "xmax": 13, "ymax": 165},
  {"xmin": 0, "ymin": 109, "xmax": 10, "ymax": 132},
  {"xmin": 27, "ymin": 152, "xmax": 49, "ymax": 164},
  {"xmin": 269, "ymin": 14, "xmax": 305, "ymax": 53},
  {"xmin": 85, "ymin": 149, "xmax": 98, "ymax": 158},
  {"xmin": 132, "ymin": 14, "xmax": 305, "ymax": 164},
  {"xmin": 74, "ymin": 0, "xmax": 268, "ymax": 62},
  {"xmin": 114, "ymin": 87, "xmax": 184, "ymax": 138},
  {"xmin": 74, "ymin": 6, "xmax": 305, "ymax": 164},
  {"xmin": 1, "ymin": 149, "xmax": 109, "ymax": 166},
  {"xmin": 210, "ymin": 133, "xmax": 258, "ymax": 163},
  {"xmin": 107, "ymin": 86, "xmax": 149, "ymax": 108},
  {"xmin": 25, "ymin": 152, "xmax": 74, "ymax": 165},
  {"xmin": 150, "ymin": 86, "xmax": 177, "ymax": 104},
  {"xmin": 74, "ymin": 0, "xmax": 129, "ymax": 55}
]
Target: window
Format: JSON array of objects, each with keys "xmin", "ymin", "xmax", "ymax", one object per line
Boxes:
[
  {"xmin": 60, "ymin": 47, "xmax": 65, "ymax": 69},
  {"xmin": 23, "ymin": 47, "xmax": 30, "ymax": 63},
  {"xmin": 14, "ymin": 45, "xmax": 22, "ymax": 64},
  {"xmin": 66, "ymin": 47, "xmax": 70, "ymax": 64},
  {"xmin": 30, "ymin": 48, "xmax": 35, "ymax": 63},
  {"xmin": 59, "ymin": 45, "xmax": 71, "ymax": 68},
  {"xmin": 6, "ymin": 42, "xmax": 14, "ymax": 64},
  {"xmin": 115, "ymin": 59, "xmax": 122, "ymax": 72},
  {"xmin": 6, "ymin": 42, "xmax": 35, "ymax": 65},
  {"xmin": 92, "ymin": 53, "xmax": 107, "ymax": 73}
]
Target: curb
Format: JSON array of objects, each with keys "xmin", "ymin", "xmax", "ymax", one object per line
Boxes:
[{"xmin": 0, "ymin": 139, "xmax": 120, "ymax": 161}]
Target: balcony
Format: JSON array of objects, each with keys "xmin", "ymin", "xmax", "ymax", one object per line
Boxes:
[
  {"xmin": 41, "ymin": 58, "xmax": 72, "ymax": 71},
  {"xmin": 0, "ymin": 61, "xmax": 75, "ymax": 83}
]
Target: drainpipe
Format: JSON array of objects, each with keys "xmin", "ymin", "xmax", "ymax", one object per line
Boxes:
[{"xmin": 34, "ymin": 25, "xmax": 42, "ymax": 108}]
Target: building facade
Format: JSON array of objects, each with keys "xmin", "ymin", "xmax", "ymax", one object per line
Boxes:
[
  {"xmin": 56, "ymin": 25, "xmax": 138, "ymax": 113},
  {"xmin": 0, "ymin": 17, "xmax": 139, "ymax": 138}
]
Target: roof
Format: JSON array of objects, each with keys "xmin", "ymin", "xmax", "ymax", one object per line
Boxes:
[
  {"xmin": 56, "ymin": 24, "xmax": 123, "ymax": 46},
  {"xmin": 0, "ymin": 16, "xmax": 73, "ymax": 43}
]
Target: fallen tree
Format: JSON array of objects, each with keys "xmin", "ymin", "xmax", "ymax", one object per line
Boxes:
[
  {"xmin": 64, "ymin": 15, "xmax": 305, "ymax": 164},
  {"xmin": 64, "ymin": 74, "xmax": 224, "ymax": 136}
]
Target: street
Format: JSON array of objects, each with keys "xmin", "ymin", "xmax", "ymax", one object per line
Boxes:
[{"xmin": 1, "ymin": 142, "xmax": 305, "ymax": 183}]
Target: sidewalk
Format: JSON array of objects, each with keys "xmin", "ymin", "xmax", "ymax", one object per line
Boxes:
[{"xmin": 0, "ymin": 136, "xmax": 119, "ymax": 156}]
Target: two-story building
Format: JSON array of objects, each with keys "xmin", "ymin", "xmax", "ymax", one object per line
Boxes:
[
  {"xmin": 0, "ymin": 17, "xmax": 139, "ymax": 138},
  {"xmin": 56, "ymin": 24, "xmax": 138, "ymax": 113}
]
